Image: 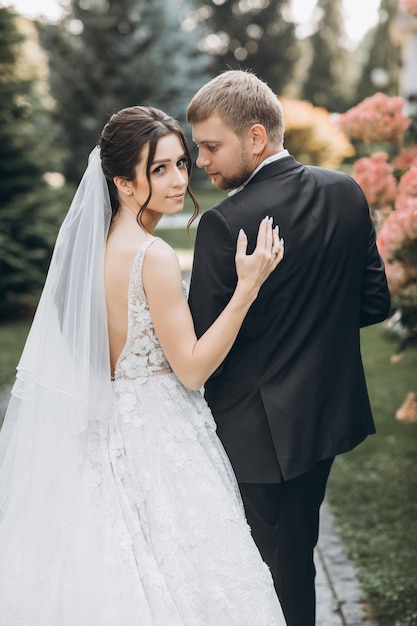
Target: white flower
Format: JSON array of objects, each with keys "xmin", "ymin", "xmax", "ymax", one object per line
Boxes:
[{"xmin": 133, "ymin": 334, "xmax": 153, "ymax": 355}]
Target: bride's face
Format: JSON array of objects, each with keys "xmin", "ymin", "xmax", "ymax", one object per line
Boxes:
[{"xmin": 132, "ymin": 133, "xmax": 189, "ymax": 217}]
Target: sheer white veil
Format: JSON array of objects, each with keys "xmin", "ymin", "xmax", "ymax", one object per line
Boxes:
[{"xmin": 0, "ymin": 146, "xmax": 112, "ymax": 579}]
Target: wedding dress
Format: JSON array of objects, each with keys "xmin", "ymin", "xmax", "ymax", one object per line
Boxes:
[
  {"xmin": 0, "ymin": 237, "xmax": 285, "ymax": 625},
  {"xmin": 87, "ymin": 236, "xmax": 285, "ymax": 624},
  {"xmin": 0, "ymin": 148, "xmax": 285, "ymax": 624}
]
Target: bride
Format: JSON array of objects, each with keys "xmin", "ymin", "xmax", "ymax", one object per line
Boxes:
[{"xmin": 0, "ymin": 105, "xmax": 286, "ymax": 625}]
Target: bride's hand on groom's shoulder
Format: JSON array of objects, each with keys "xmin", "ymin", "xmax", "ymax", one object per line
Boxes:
[{"xmin": 235, "ymin": 216, "xmax": 284, "ymax": 296}]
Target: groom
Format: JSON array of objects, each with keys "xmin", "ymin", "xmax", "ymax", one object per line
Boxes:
[{"xmin": 186, "ymin": 70, "xmax": 390, "ymax": 626}]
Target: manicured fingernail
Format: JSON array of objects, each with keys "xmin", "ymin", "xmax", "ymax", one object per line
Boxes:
[{"xmin": 239, "ymin": 228, "xmax": 246, "ymax": 237}]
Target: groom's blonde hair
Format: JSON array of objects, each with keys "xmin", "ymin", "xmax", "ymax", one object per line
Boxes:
[{"xmin": 186, "ymin": 70, "xmax": 285, "ymax": 146}]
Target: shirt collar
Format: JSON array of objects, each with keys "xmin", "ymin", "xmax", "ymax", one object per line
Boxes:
[{"xmin": 228, "ymin": 149, "xmax": 290, "ymax": 197}]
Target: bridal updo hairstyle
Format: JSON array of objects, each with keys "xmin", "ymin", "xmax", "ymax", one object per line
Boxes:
[{"xmin": 99, "ymin": 105, "xmax": 199, "ymax": 228}]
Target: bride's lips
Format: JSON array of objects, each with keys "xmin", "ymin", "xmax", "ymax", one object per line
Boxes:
[{"xmin": 167, "ymin": 193, "xmax": 185, "ymax": 200}]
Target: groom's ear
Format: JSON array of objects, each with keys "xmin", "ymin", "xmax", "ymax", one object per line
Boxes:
[{"xmin": 248, "ymin": 124, "xmax": 267, "ymax": 156}]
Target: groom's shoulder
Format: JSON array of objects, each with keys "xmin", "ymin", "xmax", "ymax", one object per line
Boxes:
[
  {"xmin": 203, "ymin": 194, "xmax": 235, "ymax": 219},
  {"xmin": 196, "ymin": 197, "xmax": 240, "ymax": 237}
]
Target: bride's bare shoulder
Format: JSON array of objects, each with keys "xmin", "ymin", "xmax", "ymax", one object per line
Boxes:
[
  {"xmin": 105, "ymin": 231, "xmax": 147, "ymax": 282},
  {"xmin": 146, "ymin": 237, "xmax": 178, "ymax": 264},
  {"xmin": 144, "ymin": 238, "xmax": 182, "ymax": 285}
]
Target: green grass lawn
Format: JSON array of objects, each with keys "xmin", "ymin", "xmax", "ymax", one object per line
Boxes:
[{"xmin": 327, "ymin": 324, "xmax": 417, "ymax": 626}]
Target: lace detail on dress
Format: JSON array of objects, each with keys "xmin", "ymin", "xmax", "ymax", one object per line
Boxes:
[{"xmin": 114, "ymin": 238, "xmax": 172, "ymax": 384}]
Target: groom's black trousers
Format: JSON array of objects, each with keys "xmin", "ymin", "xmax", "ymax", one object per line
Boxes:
[{"xmin": 239, "ymin": 457, "xmax": 334, "ymax": 626}]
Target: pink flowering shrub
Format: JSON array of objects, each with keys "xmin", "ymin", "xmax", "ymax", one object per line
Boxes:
[
  {"xmin": 338, "ymin": 92, "xmax": 410, "ymax": 144},
  {"xmin": 377, "ymin": 162, "xmax": 417, "ymax": 260},
  {"xmin": 339, "ymin": 93, "xmax": 417, "ymax": 418},
  {"xmin": 353, "ymin": 152, "xmax": 397, "ymax": 213},
  {"xmin": 402, "ymin": 0, "xmax": 417, "ymax": 17},
  {"xmin": 378, "ymin": 163, "xmax": 417, "ymax": 310},
  {"xmin": 392, "ymin": 146, "xmax": 417, "ymax": 171},
  {"xmin": 340, "ymin": 95, "xmax": 416, "ymax": 307}
]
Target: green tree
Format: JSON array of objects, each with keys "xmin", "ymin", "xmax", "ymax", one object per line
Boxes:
[
  {"xmin": 38, "ymin": 0, "xmax": 208, "ymax": 184},
  {"xmin": 301, "ymin": 0, "xmax": 355, "ymax": 112},
  {"xmin": 354, "ymin": 0, "xmax": 401, "ymax": 104},
  {"xmin": 0, "ymin": 8, "xmax": 66, "ymax": 317},
  {"xmin": 184, "ymin": 0, "xmax": 300, "ymax": 95}
]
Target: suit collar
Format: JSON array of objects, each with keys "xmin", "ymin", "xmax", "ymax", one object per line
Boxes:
[
  {"xmin": 228, "ymin": 150, "xmax": 290, "ymax": 196},
  {"xmin": 246, "ymin": 155, "xmax": 302, "ymax": 186},
  {"xmin": 227, "ymin": 155, "xmax": 302, "ymax": 196}
]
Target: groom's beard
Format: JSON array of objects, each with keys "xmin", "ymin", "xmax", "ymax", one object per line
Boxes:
[{"xmin": 211, "ymin": 148, "xmax": 254, "ymax": 191}]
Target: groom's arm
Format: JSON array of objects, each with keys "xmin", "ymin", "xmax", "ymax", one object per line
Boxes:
[
  {"xmin": 189, "ymin": 208, "xmax": 236, "ymax": 344},
  {"xmin": 359, "ymin": 201, "xmax": 391, "ymax": 328}
]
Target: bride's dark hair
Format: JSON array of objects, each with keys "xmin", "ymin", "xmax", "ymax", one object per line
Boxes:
[{"xmin": 99, "ymin": 105, "xmax": 199, "ymax": 229}]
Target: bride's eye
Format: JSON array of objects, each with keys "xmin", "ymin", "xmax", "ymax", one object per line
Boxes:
[
  {"xmin": 177, "ymin": 158, "xmax": 188, "ymax": 169},
  {"xmin": 152, "ymin": 164, "xmax": 166, "ymax": 175}
]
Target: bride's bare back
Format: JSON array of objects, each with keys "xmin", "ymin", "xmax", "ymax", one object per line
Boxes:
[{"xmin": 105, "ymin": 220, "xmax": 150, "ymax": 375}]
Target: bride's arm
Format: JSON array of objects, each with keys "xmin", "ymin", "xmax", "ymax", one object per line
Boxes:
[{"xmin": 143, "ymin": 217, "xmax": 283, "ymax": 390}]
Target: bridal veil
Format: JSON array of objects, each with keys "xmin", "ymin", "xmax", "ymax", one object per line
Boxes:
[{"xmin": 0, "ymin": 147, "xmax": 114, "ymax": 618}]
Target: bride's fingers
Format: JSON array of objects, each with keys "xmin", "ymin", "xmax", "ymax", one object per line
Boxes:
[
  {"xmin": 255, "ymin": 216, "xmax": 271, "ymax": 250},
  {"xmin": 271, "ymin": 225, "xmax": 280, "ymax": 256},
  {"xmin": 235, "ymin": 228, "xmax": 248, "ymax": 262},
  {"xmin": 264, "ymin": 217, "xmax": 273, "ymax": 253},
  {"xmin": 274, "ymin": 225, "xmax": 280, "ymax": 246},
  {"xmin": 240, "ymin": 217, "xmax": 284, "ymax": 267},
  {"xmin": 260, "ymin": 220, "xmax": 283, "ymax": 263},
  {"xmin": 271, "ymin": 237, "xmax": 285, "ymax": 267}
]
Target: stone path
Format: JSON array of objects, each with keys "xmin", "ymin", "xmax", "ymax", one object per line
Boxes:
[{"xmin": 316, "ymin": 500, "xmax": 376, "ymax": 625}]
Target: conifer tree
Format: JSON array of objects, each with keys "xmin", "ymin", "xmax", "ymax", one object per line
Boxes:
[
  {"xmin": 0, "ymin": 8, "xmax": 65, "ymax": 316},
  {"xmin": 301, "ymin": 0, "xmax": 354, "ymax": 112},
  {"xmin": 0, "ymin": 10, "xmax": 39, "ymax": 207},
  {"xmin": 354, "ymin": 0, "xmax": 401, "ymax": 104},
  {"xmin": 184, "ymin": 0, "xmax": 300, "ymax": 95},
  {"xmin": 38, "ymin": 0, "xmax": 208, "ymax": 184}
]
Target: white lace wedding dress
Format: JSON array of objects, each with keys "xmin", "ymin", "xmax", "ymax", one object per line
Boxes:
[{"xmin": 0, "ymin": 237, "xmax": 285, "ymax": 625}]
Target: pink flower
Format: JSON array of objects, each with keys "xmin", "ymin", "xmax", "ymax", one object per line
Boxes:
[
  {"xmin": 395, "ymin": 164, "xmax": 417, "ymax": 239},
  {"xmin": 376, "ymin": 163, "xmax": 417, "ymax": 263},
  {"xmin": 378, "ymin": 211, "xmax": 413, "ymax": 256},
  {"xmin": 354, "ymin": 152, "xmax": 397, "ymax": 207},
  {"xmin": 338, "ymin": 93, "xmax": 410, "ymax": 144},
  {"xmin": 396, "ymin": 163, "xmax": 417, "ymax": 204},
  {"xmin": 401, "ymin": 0, "xmax": 417, "ymax": 17},
  {"xmin": 392, "ymin": 148, "xmax": 417, "ymax": 172}
]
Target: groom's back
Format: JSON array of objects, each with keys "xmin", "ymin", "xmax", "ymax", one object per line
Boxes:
[{"xmin": 190, "ymin": 159, "xmax": 390, "ymax": 482}]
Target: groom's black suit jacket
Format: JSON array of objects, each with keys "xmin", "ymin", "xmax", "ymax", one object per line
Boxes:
[{"xmin": 188, "ymin": 156, "xmax": 391, "ymax": 483}]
